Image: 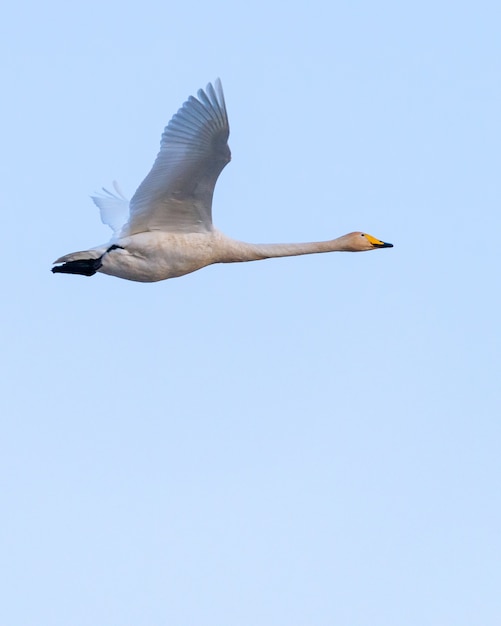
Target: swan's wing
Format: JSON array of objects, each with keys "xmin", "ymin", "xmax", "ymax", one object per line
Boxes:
[
  {"xmin": 91, "ymin": 181, "xmax": 130, "ymax": 235},
  {"xmin": 124, "ymin": 79, "xmax": 231, "ymax": 236}
]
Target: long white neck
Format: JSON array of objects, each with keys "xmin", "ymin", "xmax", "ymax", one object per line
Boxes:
[{"xmin": 217, "ymin": 233, "xmax": 358, "ymax": 263}]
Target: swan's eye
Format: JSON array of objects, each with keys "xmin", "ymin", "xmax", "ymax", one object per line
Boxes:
[{"xmin": 361, "ymin": 233, "xmax": 365, "ymax": 237}]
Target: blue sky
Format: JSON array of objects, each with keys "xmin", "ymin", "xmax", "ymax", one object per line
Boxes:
[{"xmin": 2, "ymin": 1, "xmax": 500, "ymax": 624}]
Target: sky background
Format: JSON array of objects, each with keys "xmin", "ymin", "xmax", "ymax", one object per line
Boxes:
[{"xmin": 2, "ymin": 1, "xmax": 500, "ymax": 624}]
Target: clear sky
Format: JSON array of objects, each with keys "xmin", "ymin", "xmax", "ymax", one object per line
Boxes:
[{"xmin": 2, "ymin": 1, "xmax": 500, "ymax": 624}]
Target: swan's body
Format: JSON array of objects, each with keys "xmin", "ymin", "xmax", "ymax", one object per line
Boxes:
[{"xmin": 53, "ymin": 80, "xmax": 392, "ymax": 283}]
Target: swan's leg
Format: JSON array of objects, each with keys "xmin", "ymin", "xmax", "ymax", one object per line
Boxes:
[
  {"xmin": 51, "ymin": 257, "xmax": 103, "ymax": 276},
  {"xmin": 51, "ymin": 245, "xmax": 124, "ymax": 277}
]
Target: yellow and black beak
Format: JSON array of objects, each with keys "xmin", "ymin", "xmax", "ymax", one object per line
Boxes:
[{"xmin": 365, "ymin": 234, "xmax": 394, "ymax": 248}]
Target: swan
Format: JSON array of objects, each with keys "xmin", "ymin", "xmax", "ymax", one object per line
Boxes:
[{"xmin": 52, "ymin": 80, "xmax": 392, "ymax": 283}]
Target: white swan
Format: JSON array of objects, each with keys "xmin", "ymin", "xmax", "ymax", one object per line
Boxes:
[{"xmin": 52, "ymin": 80, "xmax": 392, "ymax": 282}]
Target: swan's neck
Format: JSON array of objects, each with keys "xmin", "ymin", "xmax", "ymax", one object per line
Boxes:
[{"xmin": 218, "ymin": 234, "xmax": 355, "ymax": 263}]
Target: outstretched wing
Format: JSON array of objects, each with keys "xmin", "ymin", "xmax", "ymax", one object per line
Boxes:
[
  {"xmin": 123, "ymin": 79, "xmax": 230, "ymax": 236},
  {"xmin": 91, "ymin": 181, "xmax": 130, "ymax": 235}
]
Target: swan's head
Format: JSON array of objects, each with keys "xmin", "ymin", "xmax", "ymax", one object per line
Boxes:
[{"xmin": 342, "ymin": 231, "xmax": 393, "ymax": 252}]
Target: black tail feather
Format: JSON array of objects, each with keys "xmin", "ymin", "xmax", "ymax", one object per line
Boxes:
[{"xmin": 52, "ymin": 257, "xmax": 102, "ymax": 277}]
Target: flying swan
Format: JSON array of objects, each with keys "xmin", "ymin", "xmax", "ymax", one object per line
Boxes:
[{"xmin": 52, "ymin": 79, "xmax": 392, "ymax": 282}]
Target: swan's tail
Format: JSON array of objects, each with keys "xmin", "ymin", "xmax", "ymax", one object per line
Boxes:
[{"xmin": 51, "ymin": 248, "xmax": 105, "ymax": 277}]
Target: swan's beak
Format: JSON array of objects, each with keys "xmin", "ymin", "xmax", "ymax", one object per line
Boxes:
[{"xmin": 365, "ymin": 234, "xmax": 393, "ymax": 248}]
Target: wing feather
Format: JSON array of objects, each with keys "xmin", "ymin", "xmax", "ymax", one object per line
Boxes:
[
  {"xmin": 91, "ymin": 181, "xmax": 130, "ymax": 234},
  {"xmin": 123, "ymin": 79, "xmax": 230, "ymax": 235}
]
